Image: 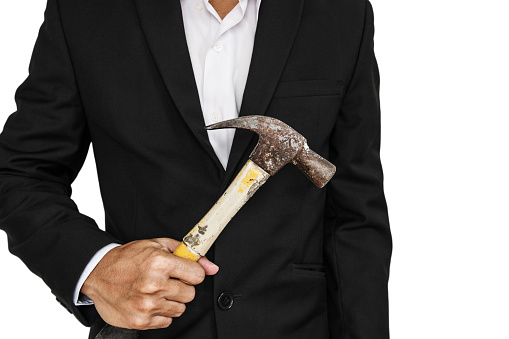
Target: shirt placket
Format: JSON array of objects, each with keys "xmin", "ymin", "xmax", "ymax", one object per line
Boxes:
[{"xmin": 202, "ymin": 1, "xmax": 248, "ymax": 168}]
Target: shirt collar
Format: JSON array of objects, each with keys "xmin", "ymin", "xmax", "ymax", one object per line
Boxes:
[{"xmin": 199, "ymin": 0, "xmax": 262, "ymax": 23}]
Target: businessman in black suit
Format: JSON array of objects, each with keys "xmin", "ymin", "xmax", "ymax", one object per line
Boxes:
[{"xmin": 0, "ymin": 0, "xmax": 391, "ymax": 338}]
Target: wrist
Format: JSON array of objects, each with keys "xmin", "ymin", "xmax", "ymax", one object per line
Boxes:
[{"xmin": 78, "ymin": 243, "xmax": 122, "ymax": 303}]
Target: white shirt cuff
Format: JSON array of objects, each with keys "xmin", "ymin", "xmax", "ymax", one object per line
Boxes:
[{"xmin": 73, "ymin": 243, "xmax": 121, "ymax": 306}]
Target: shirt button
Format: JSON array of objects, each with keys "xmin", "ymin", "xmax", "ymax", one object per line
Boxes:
[
  {"xmin": 213, "ymin": 42, "xmax": 224, "ymax": 53},
  {"xmin": 217, "ymin": 292, "xmax": 234, "ymax": 310},
  {"xmin": 194, "ymin": 3, "xmax": 203, "ymax": 10},
  {"xmin": 210, "ymin": 111, "xmax": 222, "ymax": 123}
]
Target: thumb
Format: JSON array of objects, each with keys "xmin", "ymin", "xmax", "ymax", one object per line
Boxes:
[
  {"xmin": 198, "ymin": 256, "xmax": 220, "ymax": 275},
  {"xmin": 153, "ymin": 238, "xmax": 219, "ymax": 275}
]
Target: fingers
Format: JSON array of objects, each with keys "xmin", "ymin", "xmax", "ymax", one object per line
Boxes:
[
  {"xmin": 137, "ymin": 298, "xmax": 186, "ymax": 319},
  {"xmin": 152, "ymin": 239, "xmax": 219, "ymax": 282},
  {"xmin": 198, "ymin": 256, "xmax": 220, "ymax": 275},
  {"xmin": 123, "ymin": 313, "xmax": 175, "ymax": 330},
  {"xmin": 123, "ymin": 315, "xmax": 173, "ymax": 331},
  {"xmin": 133, "ymin": 303, "xmax": 185, "ymax": 330},
  {"xmin": 153, "ymin": 238, "xmax": 220, "ymax": 276},
  {"xmin": 142, "ymin": 316, "xmax": 173, "ymax": 330},
  {"xmin": 163, "ymin": 254, "xmax": 206, "ymax": 285},
  {"xmin": 88, "ymin": 237, "xmax": 217, "ymax": 330},
  {"xmin": 155, "ymin": 300, "xmax": 186, "ymax": 318},
  {"xmin": 162, "ymin": 279, "xmax": 196, "ymax": 304},
  {"xmin": 152, "ymin": 238, "xmax": 182, "ymax": 252},
  {"xmin": 124, "ymin": 295, "xmax": 187, "ymax": 330}
]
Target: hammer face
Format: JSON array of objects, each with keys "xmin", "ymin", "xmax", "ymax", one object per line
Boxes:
[{"xmin": 249, "ymin": 129, "xmax": 305, "ymax": 176}]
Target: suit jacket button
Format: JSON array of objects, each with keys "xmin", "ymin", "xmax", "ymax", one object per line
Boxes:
[{"xmin": 217, "ymin": 292, "xmax": 234, "ymax": 310}]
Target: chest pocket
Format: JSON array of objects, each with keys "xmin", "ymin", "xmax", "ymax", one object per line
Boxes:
[{"xmin": 273, "ymin": 80, "xmax": 343, "ymax": 98}]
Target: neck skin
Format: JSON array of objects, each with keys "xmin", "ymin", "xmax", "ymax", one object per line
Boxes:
[{"xmin": 208, "ymin": 0, "xmax": 240, "ymax": 19}]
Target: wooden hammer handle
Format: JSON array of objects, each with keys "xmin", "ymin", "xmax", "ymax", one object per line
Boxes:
[{"xmin": 177, "ymin": 159, "xmax": 270, "ymax": 257}]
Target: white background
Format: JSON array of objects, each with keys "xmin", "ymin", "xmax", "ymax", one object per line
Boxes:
[{"xmin": 1, "ymin": 0, "xmax": 508, "ymax": 338}]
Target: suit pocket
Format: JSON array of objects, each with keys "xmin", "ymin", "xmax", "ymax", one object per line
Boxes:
[
  {"xmin": 292, "ymin": 263, "xmax": 326, "ymax": 277},
  {"xmin": 273, "ymin": 80, "xmax": 343, "ymax": 98}
]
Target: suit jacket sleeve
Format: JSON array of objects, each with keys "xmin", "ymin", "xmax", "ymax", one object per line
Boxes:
[
  {"xmin": 325, "ymin": 2, "xmax": 392, "ymax": 338},
  {"xmin": 0, "ymin": 0, "xmax": 120, "ymax": 326}
]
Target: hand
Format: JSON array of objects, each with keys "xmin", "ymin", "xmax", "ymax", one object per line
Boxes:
[{"xmin": 81, "ymin": 238, "xmax": 219, "ymax": 330}]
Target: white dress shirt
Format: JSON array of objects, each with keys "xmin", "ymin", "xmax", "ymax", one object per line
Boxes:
[
  {"xmin": 182, "ymin": 0, "xmax": 261, "ymax": 169},
  {"xmin": 74, "ymin": 0, "xmax": 261, "ymax": 305}
]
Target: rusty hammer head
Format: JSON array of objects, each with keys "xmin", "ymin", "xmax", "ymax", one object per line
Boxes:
[{"xmin": 205, "ymin": 115, "xmax": 336, "ymax": 188}]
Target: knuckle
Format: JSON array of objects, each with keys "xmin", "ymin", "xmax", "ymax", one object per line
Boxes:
[
  {"xmin": 139, "ymin": 280, "xmax": 161, "ymax": 294},
  {"xmin": 186, "ymin": 286, "xmax": 196, "ymax": 303},
  {"xmin": 193, "ymin": 268, "xmax": 206, "ymax": 284},
  {"xmin": 135, "ymin": 298, "xmax": 156, "ymax": 314},
  {"xmin": 178, "ymin": 285, "xmax": 195, "ymax": 303},
  {"xmin": 130, "ymin": 315, "xmax": 150, "ymax": 330},
  {"xmin": 149, "ymin": 254, "xmax": 170, "ymax": 271},
  {"xmin": 166, "ymin": 281, "xmax": 194, "ymax": 303},
  {"xmin": 166, "ymin": 280, "xmax": 178, "ymax": 298},
  {"xmin": 181, "ymin": 262, "xmax": 205, "ymax": 285},
  {"xmin": 162, "ymin": 317, "xmax": 173, "ymax": 328},
  {"xmin": 165, "ymin": 255, "xmax": 178, "ymax": 270},
  {"xmin": 173, "ymin": 303, "xmax": 186, "ymax": 317}
]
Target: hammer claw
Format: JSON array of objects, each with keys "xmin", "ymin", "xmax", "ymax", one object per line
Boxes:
[{"xmin": 205, "ymin": 115, "xmax": 264, "ymax": 132}]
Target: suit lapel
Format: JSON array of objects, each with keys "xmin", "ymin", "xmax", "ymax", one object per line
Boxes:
[
  {"xmin": 133, "ymin": 0, "xmax": 223, "ymax": 170},
  {"xmin": 133, "ymin": 0, "xmax": 304, "ymax": 182},
  {"xmin": 223, "ymin": 0, "xmax": 305, "ymax": 185}
]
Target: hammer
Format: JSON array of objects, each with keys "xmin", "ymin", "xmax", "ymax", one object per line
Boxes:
[{"xmin": 96, "ymin": 115, "xmax": 336, "ymax": 338}]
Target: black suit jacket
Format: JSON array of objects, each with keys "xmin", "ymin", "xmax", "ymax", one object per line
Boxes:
[{"xmin": 0, "ymin": 0, "xmax": 391, "ymax": 338}]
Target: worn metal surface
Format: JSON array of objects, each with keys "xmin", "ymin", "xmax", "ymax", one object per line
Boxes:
[
  {"xmin": 293, "ymin": 145, "xmax": 337, "ymax": 188},
  {"xmin": 206, "ymin": 115, "xmax": 336, "ymax": 187}
]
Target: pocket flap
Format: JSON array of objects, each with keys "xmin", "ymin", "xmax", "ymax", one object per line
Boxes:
[
  {"xmin": 273, "ymin": 80, "xmax": 343, "ymax": 98},
  {"xmin": 292, "ymin": 263, "xmax": 325, "ymax": 277}
]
